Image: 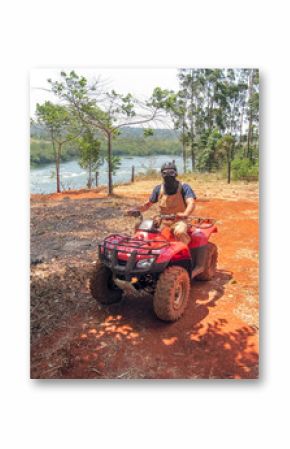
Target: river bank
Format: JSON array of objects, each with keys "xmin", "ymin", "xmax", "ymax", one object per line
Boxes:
[
  {"xmin": 30, "ymin": 154, "xmax": 184, "ymax": 194},
  {"xmin": 30, "ymin": 175, "xmax": 259, "ymax": 203}
]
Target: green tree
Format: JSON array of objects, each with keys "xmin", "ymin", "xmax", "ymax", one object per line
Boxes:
[
  {"xmin": 78, "ymin": 129, "xmax": 101, "ymax": 188},
  {"xmin": 217, "ymin": 134, "xmax": 235, "ymax": 183},
  {"xmin": 48, "ymin": 71, "xmax": 161, "ymax": 194},
  {"xmin": 105, "ymin": 155, "xmax": 121, "ymax": 176},
  {"xmin": 171, "ymin": 93, "xmax": 190, "ymax": 173},
  {"xmin": 178, "ymin": 69, "xmax": 205, "ymax": 170},
  {"xmin": 149, "ymin": 88, "xmax": 189, "ymax": 172},
  {"xmin": 196, "ymin": 129, "xmax": 222, "ymax": 172},
  {"xmin": 35, "ymin": 101, "xmax": 81, "ymax": 192},
  {"xmin": 234, "ymin": 69, "xmax": 250, "ymax": 145},
  {"xmin": 246, "ymin": 69, "xmax": 259, "ymax": 160}
]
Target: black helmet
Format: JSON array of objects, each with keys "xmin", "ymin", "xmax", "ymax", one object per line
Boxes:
[{"xmin": 160, "ymin": 161, "xmax": 178, "ymax": 176}]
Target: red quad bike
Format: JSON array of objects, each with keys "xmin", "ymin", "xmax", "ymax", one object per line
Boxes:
[{"xmin": 90, "ymin": 211, "xmax": 218, "ymax": 322}]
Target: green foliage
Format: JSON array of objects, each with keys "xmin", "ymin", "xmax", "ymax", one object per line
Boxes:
[
  {"xmin": 109, "ymin": 136, "xmax": 181, "ymax": 157},
  {"xmin": 30, "ymin": 139, "xmax": 55, "ymax": 165},
  {"xmin": 149, "ymin": 87, "xmax": 176, "ymax": 110},
  {"xmin": 47, "ymin": 70, "xmax": 165, "ymax": 193},
  {"xmin": 33, "ymin": 101, "xmax": 82, "ymax": 192},
  {"xmin": 231, "ymin": 158, "xmax": 259, "ymax": 180},
  {"xmin": 217, "ymin": 135, "xmax": 235, "ymax": 159},
  {"xmin": 35, "ymin": 101, "xmax": 74, "ymax": 142},
  {"xmin": 30, "ymin": 126, "xmax": 182, "ymax": 166},
  {"xmin": 35, "ymin": 101, "xmax": 81, "ymax": 153},
  {"xmin": 105, "ymin": 155, "xmax": 121, "ymax": 175},
  {"xmin": 76, "ymin": 129, "xmax": 102, "ymax": 187},
  {"xmin": 32, "ymin": 69, "xmax": 259, "ymax": 188},
  {"xmin": 144, "ymin": 128, "xmax": 154, "ymax": 137},
  {"xmin": 196, "ymin": 129, "xmax": 222, "ymax": 171},
  {"xmin": 216, "ymin": 134, "xmax": 236, "ymax": 183},
  {"xmin": 78, "ymin": 130, "xmax": 101, "ymax": 171},
  {"xmin": 30, "ymin": 138, "xmax": 80, "ymax": 166}
]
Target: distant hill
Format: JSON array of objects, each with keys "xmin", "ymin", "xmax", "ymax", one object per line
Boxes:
[
  {"xmin": 30, "ymin": 124, "xmax": 179, "ymax": 141},
  {"xmin": 30, "ymin": 125, "xmax": 182, "ymax": 166},
  {"xmin": 119, "ymin": 127, "xmax": 178, "ymax": 140}
]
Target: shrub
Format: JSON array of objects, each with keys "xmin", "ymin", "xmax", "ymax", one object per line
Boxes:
[{"xmin": 231, "ymin": 158, "xmax": 259, "ymax": 181}]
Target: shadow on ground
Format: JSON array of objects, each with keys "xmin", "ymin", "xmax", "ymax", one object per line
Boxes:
[{"xmin": 31, "ymin": 265, "xmax": 258, "ymax": 379}]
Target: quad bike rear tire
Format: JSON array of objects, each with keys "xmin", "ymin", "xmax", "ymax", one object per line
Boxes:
[
  {"xmin": 90, "ymin": 262, "xmax": 122, "ymax": 304},
  {"xmin": 153, "ymin": 266, "xmax": 190, "ymax": 321},
  {"xmin": 195, "ymin": 242, "xmax": 218, "ymax": 281}
]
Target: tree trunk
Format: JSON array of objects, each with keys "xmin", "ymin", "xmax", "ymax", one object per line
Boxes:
[
  {"xmin": 56, "ymin": 144, "xmax": 61, "ymax": 193},
  {"xmin": 182, "ymin": 141, "xmax": 186, "ymax": 174},
  {"xmin": 88, "ymin": 162, "xmax": 92, "ymax": 189},
  {"xmin": 131, "ymin": 165, "xmax": 135, "ymax": 183},
  {"xmin": 95, "ymin": 171, "xmax": 99, "ymax": 187},
  {"xmin": 190, "ymin": 69, "xmax": 196, "ymax": 171},
  {"xmin": 107, "ymin": 132, "xmax": 113, "ymax": 195},
  {"xmin": 182, "ymin": 119, "xmax": 186, "ymax": 173},
  {"xmin": 240, "ymin": 105, "xmax": 248, "ymax": 158},
  {"xmin": 191, "ymin": 143, "xmax": 195, "ymax": 171},
  {"xmin": 247, "ymin": 70, "xmax": 254, "ymax": 159},
  {"xmin": 227, "ymin": 155, "xmax": 231, "ymax": 184},
  {"xmin": 190, "ymin": 105, "xmax": 195, "ymax": 170},
  {"xmin": 247, "ymin": 113, "xmax": 253, "ymax": 159},
  {"xmin": 207, "ymin": 81, "xmax": 211, "ymax": 129},
  {"xmin": 239, "ymin": 105, "xmax": 244, "ymax": 146},
  {"xmin": 209, "ymin": 85, "xmax": 215, "ymax": 131}
]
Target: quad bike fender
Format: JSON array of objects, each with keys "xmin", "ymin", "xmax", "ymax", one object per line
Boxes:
[
  {"xmin": 155, "ymin": 242, "xmax": 191, "ymax": 264},
  {"xmin": 188, "ymin": 225, "xmax": 217, "ymax": 249}
]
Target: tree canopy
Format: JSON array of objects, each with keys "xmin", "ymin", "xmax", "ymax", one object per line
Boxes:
[{"xmin": 31, "ymin": 68, "xmax": 259, "ymax": 191}]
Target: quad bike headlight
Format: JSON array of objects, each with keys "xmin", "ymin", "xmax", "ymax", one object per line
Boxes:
[
  {"xmin": 136, "ymin": 257, "xmax": 155, "ymax": 268},
  {"xmin": 106, "ymin": 249, "xmax": 113, "ymax": 260}
]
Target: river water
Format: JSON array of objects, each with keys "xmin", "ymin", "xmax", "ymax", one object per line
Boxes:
[{"xmin": 30, "ymin": 155, "xmax": 184, "ymax": 194}]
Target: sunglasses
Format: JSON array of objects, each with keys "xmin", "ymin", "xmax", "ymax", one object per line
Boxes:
[{"xmin": 162, "ymin": 169, "xmax": 176, "ymax": 176}]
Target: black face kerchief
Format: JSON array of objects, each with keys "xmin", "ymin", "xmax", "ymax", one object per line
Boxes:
[{"xmin": 163, "ymin": 175, "xmax": 179, "ymax": 194}]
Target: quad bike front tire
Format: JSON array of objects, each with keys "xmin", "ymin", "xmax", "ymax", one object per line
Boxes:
[
  {"xmin": 195, "ymin": 242, "xmax": 218, "ymax": 281},
  {"xmin": 90, "ymin": 262, "xmax": 122, "ymax": 304},
  {"xmin": 153, "ymin": 266, "xmax": 190, "ymax": 322}
]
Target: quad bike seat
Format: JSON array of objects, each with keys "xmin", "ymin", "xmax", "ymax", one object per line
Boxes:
[{"xmin": 160, "ymin": 218, "xmax": 217, "ymax": 243}]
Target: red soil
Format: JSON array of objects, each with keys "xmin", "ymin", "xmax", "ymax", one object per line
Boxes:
[{"xmin": 31, "ymin": 180, "xmax": 259, "ymax": 379}]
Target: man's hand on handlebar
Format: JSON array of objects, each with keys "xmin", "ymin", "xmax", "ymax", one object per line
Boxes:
[
  {"xmin": 159, "ymin": 214, "xmax": 176, "ymax": 220},
  {"xmin": 176, "ymin": 212, "xmax": 189, "ymax": 219},
  {"xmin": 126, "ymin": 201, "xmax": 153, "ymax": 216},
  {"xmin": 125, "ymin": 208, "xmax": 141, "ymax": 217}
]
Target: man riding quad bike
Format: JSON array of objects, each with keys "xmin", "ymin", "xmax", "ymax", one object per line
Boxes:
[
  {"xmin": 90, "ymin": 162, "xmax": 218, "ymax": 322},
  {"xmin": 139, "ymin": 161, "xmax": 196, "ymax": 245}
]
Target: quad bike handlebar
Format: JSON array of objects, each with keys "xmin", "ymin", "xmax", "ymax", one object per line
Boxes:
[
  {"xmin": 125, "ymin": 210, "xmax": 177, "ymax": 221},
  {"xmin": 125, "ymin": 209, "xmax": 142, "ymax": 218},
  {"xmin": 155, "ymin": 214, "xmax": 216, "ymax": 228},
  {"xmin": 125, "ymin": 209, "xmax": 216, "ymax": 229}
]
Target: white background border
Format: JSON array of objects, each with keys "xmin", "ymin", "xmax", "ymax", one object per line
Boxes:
[{"xmin": 1, "ymin": 1, "xmax": 289, "ymax": 448}]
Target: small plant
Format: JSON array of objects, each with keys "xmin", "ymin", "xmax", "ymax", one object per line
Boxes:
[{"xmin": 231, "ymin": 158, "xmax": 259, "ymax": 181}]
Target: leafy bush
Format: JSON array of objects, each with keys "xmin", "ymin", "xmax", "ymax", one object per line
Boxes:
[{"xmin": 231, "ymin": 158, "xmax": 259, "ymax": 180}]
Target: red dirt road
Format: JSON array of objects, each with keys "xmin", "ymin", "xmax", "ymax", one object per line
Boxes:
[{"xmin": 30, "ymin": 180, "xmax": 259, "ymax": 379}]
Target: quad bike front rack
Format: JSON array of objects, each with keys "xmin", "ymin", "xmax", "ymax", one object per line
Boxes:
[{"xmin": 98, "ymin": 234, "xmax": 170, "ymax": 279}]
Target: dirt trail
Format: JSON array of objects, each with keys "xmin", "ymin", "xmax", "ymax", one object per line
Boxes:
[{"xmin": 30, "ymin": 179, "xmax": 259, "ymax": 379}]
